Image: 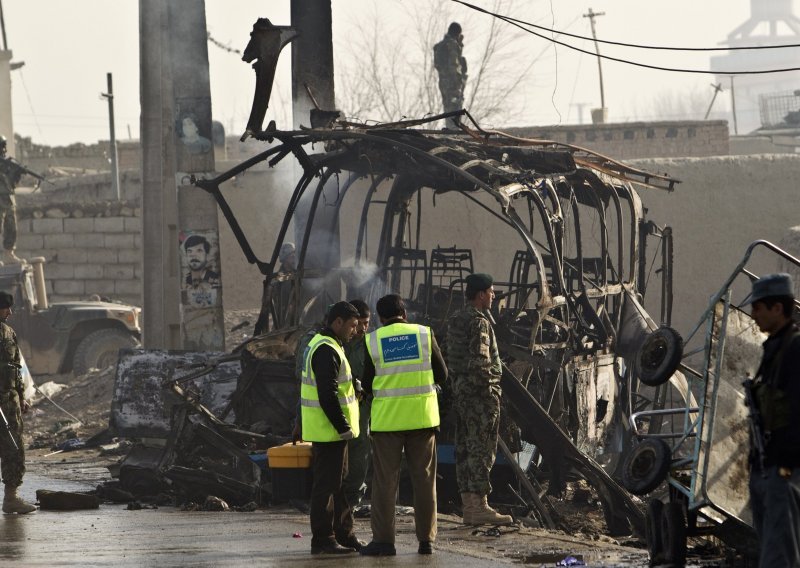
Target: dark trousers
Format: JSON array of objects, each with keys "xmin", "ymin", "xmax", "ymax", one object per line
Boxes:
[
  {"xmin": 0, "ymin": 196, "xmax": 16, "ymax": 252},
  {"xmin": 310, "ymin": 440, "xmax": 355, "ymax": 547},
  {"xmin": 369, "ymin": 429, "xmax": 437, "ymax": 544},
  {"xmin": 750, "ymin": 465, "xmax": 800, "ymax": 567},
  {"xmin": 343, "ymin": 400, "xmax": 371, "ymax": 506}
]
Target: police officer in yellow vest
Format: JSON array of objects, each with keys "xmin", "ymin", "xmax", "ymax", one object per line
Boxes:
[
  {"xmin": 300, "ymin": 301, "xmax": 365, "ymax": 555},
  {"xmin": 359, "ymin": 294, "xmax": 448, "ymax": 556}
]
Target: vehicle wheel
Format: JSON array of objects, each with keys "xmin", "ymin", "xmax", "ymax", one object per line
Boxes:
[
  {"xmin": 645, "ymin": 499, "xmax": 664, "ymax": 566},
  {"xmin": 621, "ymin": 438, "xmax": 671, "ymax": 495},
  {"xmin": 661, "ymin": 501, "xmax": 687, "ymax": 566},
  {"xmin": 637, "ymin": 327, "xmax": 683, "ymax": 387},
  {"xmin": 73, "ymin": 328, "xmax": 139, "ymax": 375}
]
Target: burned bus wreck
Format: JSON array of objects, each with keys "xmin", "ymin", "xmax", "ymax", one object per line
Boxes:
[{"xmin": 193, "ymin": 116, "xmax": 685, "ymax": 535}]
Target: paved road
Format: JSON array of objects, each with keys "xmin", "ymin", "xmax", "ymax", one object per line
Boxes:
[{"xmin": 2, "ymin": 474, "xmax": 515, "ymax": 567}]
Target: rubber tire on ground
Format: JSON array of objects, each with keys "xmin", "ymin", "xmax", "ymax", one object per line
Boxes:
[
  {"xmin": 661, "ymin": 501, "xmax": 687, "ymax": 566},
  {"xmin": 620, "ymin": 438, "xmax": 671, "ymax": 496},
  {"xmin": 637, "ymin": 326, "xmax": 683, "ymax": 387},
  {"xmin": 646, "ymin": 499, "xmax": 665, "ymax": 566},
  {"xmin": 73, "ymin": 328, "xmax": 139, "ymax": 375}
]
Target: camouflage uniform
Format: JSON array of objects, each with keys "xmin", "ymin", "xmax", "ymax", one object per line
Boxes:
[
  {"xmin": 0, "ymin": 321, "xmax": 25, "ymax": 488},
  {"xmin": 343, "ymin": 337, "xmax": 371, "ymax": 506},
  {"xmin": 0, "ymin": 166, "xmax": 19, "ymax": 252},
  {"xmin": 447, "ymin": 306, "xmax": 502, "ymax": 495},
  {"xmin": 433, "ymin": 33, "xmax": 467, "ymax": 129}
]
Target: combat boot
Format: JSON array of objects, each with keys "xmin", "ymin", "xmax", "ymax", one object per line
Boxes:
[
  {"xmin": 3, "ymin": 248, "xmax": 24, "ymax": 264},
  {"xmin": 3, "ymin": 485, "xmax": 37, "ymax": 514},
  {"xmin": 470, "ymin": 494, "xmax": 513, "ymax": 525},
  {"xmin": 460, "ymin": 492, "xmax": 478, "ymax": 525}
]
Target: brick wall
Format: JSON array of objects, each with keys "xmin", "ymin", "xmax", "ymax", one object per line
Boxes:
[
  {"xmin": 504, "ymin": 120, "xmax": 730, "ymax": 159},
  {"xmin": 15, "ymin": 197, "xmax": 142, "ymax": 306}
]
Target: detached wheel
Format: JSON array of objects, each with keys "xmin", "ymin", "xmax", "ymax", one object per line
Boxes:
[
  {"xmin": 637, "ymin": 327, "xmax": 683, "ymax": 387},
  {"xmin": 661, "ymin": 501, "xmax": 687, "ymax": 566},
  {"xmin": 73, "ymin": 328, "xmax": 139, "ymax": 375},
  {"xmin": 646, "ymin": 499, "xmax": 664, "ymax": 566},
  {"xmin": 621, "ymin": 438, "xmax": 671, "ymax": 495}
]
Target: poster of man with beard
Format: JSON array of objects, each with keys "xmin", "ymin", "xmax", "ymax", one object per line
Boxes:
[{"xmin": 180, "ymin": 232, "xmax": 221, "ymax": 308}]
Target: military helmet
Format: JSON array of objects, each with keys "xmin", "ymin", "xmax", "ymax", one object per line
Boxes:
[
  {"xmin": 0, "ymin": 135, "xmax": 6, "ymax": 148},
  {"xmin": 0, "ymin": 291, "xmax": 13, "ymax": 309}
]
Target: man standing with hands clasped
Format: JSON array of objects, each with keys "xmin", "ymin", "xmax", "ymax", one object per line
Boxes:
[
  {"xmin": 744, "ymin": 273, "xmax": 800, "ymax": 567},
  {"xmin": 359, "ymin": 294, "xmax": 448, "ymax": 556},
  {"xmin": 300, "ymin": 301, "xmax": 365, "ymax": 554}
]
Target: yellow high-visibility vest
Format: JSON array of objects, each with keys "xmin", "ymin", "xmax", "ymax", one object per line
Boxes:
[
  {"xmin": 366, "ymin": 322, "xmax": 439, "ymax": 432},
  {"xmin": 300, "ymin": 333, "xmax": 359, "ymax": 442}
]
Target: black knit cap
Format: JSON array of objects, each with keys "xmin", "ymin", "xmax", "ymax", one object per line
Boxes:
[
  {"xmin": 465, "ymin": 273, "xmax": 493, "ymax": 293},
  {"xmin": 0, "ymin": 291, "xmax": 13, "ymax": 309}
]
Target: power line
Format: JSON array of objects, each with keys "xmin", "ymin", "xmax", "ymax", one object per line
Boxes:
[
  {"xmin": 453, "ymin": 0, "xmax": 800, "ymax": 52},
  {"xmin": 452, "ymin": 0, "xmax": 800, "ymax": 75}
]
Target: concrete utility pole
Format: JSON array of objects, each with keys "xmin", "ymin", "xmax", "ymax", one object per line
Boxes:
[
  {"xmin": 729, "ymin": 75, "xmax": 739, "ymax": 135},
  {"xmin": 140, "ymin": 0, "xmax": 225, "ymax": 351},
  {"xmin": 583, "ymin": 8, "xmax": 607, "ymax": 124},
  {"xmin": 290, "ymin": 0, "xmax": 341, "ymax": 305},
  {"xmin": 704, "ymin": 83, "xmax": 723, "ymax": 120},
  {"xmin": 101, "ymin": 72, "xmax": 120, "ymax": 200}
]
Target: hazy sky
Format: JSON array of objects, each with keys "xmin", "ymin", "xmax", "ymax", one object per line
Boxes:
[{"xmin": 5, "ymin": 0, "xmax": 794, "ymax": 147}]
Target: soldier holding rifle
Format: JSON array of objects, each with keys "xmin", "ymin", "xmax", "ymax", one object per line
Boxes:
[
  {"xmin": 0, "ymin": 290, "xmax": 35, "ymax": 513},
  {"xmin": 744, "ymin": 273, "xmax": 800, "ymax": 566}
]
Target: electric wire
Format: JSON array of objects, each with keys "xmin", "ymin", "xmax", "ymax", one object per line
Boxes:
[
  {"xmin": 452, "ymin": 0, "xmax": 800, "ymax": 75},
  {"xmin": 453, "ymin": 0, "xmax": 800, "ymax": 52}
]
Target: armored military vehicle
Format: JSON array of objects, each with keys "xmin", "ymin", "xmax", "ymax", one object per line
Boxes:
[{"xmin": 0, "ymin": 258, "xmax": 141, "ymax": 375}]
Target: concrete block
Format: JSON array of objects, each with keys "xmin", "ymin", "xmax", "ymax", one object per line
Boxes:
[
  {"xmin": 45, "ymin": 280, "xmax": 53, "ymax": 295},
  {"xmin": 74, "ymin": 264, "xmax": 105, "ymax": 279},
  {"xmin": 15, "ymin": 234, "xmax": 43, "ymax": 250},
  {"xmin": 84, "ymin": 280, "xmax": 116, "ymax": 295},
  {"xmin": 54, "ymin": 280, "xmax": 85, "ymax": 295},
  {"xmin": 91, "ymin": 249, "xmax": 118, "ymax": 264},
  {"xmin": 104, "ymin": 234, "xmax": 135, "ymax": 249},
  {"xmin": 134, "ymin": 233, "xmax": 142, "ymax": 249},
  {"xmin": 43, "ymin": 263, "xmax": 75, "ymax": 280},
  {"xmin": 32, "ymin": 218, "xmax": 64, "ymax": 234},
  {"xmin": 104, "ymin": 265, "xmax": 134, "ymax": 280},
  {"xmin": 54, "ymin": 249, "xmax": 88, "ymax": 263},
  {"xmin": 95, "ymin": 217, "xmax": 126, "ymax": 233},
  {"xmin": 117, "ymin": 249, "xmax": 141, "ymax": 264},
  {"xmin": 115, "ymin": 280, "xmax": 141, "ymax": 295},
  {"xmin": 44, "ymin": 233, "xmax": 75, "ymax": 249},
  {"xmin": 75, "ymin": 233, "xmax": 108, "ymax": 248},
  {"xmin": 16, "ymin": 219, "xmax": 32, "ymax": 234},
  {"xmin": 124, "ymin": 217, "xmax": 142, "ymax": 232},
  {"xmin": 64, "ymin": 218, "xmax": 95, "ymax": 233}
]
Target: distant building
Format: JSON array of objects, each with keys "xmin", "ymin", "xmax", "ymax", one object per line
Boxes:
[{"xmin": 711, "ymin": 0, "xmax": 800, "ymax": 134}]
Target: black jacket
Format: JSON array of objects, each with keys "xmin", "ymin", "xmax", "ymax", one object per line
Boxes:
[
  {"xmin": 310, "ymin": 328, "xmax": 351, "ymax": 435},
  {"xmin": 757, "ymin": 322, "xmax": 800, "ymax": 468}
]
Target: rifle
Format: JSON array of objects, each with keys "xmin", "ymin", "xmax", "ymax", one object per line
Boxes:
[
  {"xmin": 742, "ymin": 378, "xmax": 767, "ymax": 477},
  {"xmin": 0, "ymin": 404, "xmax": 18, "ymax": 450},
  {"xmin": 0, "ymin": 157, "xmax": 54, "ymax": 187}
]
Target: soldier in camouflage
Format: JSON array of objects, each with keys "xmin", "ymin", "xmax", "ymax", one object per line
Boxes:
[
  {"xmin": 433, "ymin": 22, "xmax": 467, "ymax": 130},
  {"xmin": 446, "ymin": 273, "xmax": 512, "ymax": 525},
  {"xmin": 0, "ymin": 290, "xmax": 36, "ymax": 514},
  {"xmin": 0, "ymin": 137, "xmax": 25, "ymax": 264}
]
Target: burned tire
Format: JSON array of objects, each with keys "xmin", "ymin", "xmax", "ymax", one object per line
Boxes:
[
  {"xmin": 661, "ymin": 501, "xmax": 687, "ymax": 566},
  {"xmin": 621, "ymin": 438, "xmax": 671, "ymax": 495},
  {"xmin": 73, "ymin": 328, "xmax": 139, "ymax": 375},
  {"xmin": 637, "ymin": 327, "xmax": 683, "ymax": 387},
  {"xmin": 646, "ymin": 499, "xmax": 664, "ymax": 566}
]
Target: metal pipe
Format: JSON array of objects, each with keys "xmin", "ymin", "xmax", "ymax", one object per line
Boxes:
[
  {"xmin": 101, "ymin": 73, "xmax": 120, "ymax": 200},
  {"xmin": 29, "ymin": 256, "xmax": 48, "ymax": 310}
]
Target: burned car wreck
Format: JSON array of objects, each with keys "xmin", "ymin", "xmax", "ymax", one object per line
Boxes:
[{"xmin": 168, "ymin": 112, "xmax": 689, "ymax": 535}]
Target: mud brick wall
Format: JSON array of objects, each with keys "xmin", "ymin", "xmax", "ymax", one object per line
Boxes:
[
  {"xmin": 14, "ymin": 200, "xmax": 142, "ymax": 307},
  {"xmin": 506, "ymin": 120, "xmax": 729, "ymax": 159}
]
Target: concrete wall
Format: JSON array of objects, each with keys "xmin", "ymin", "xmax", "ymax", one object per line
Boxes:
[
  {"xmin": 15, "ymin": 198, "xmax": 142, "ymax": 306},
  {"xmin": 630, "ymin": 154, "xmax": 800, "ymax": 343},
  {"xmin": 505, "ymin": 120, "xmax": 729, "ymax": 160}
]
